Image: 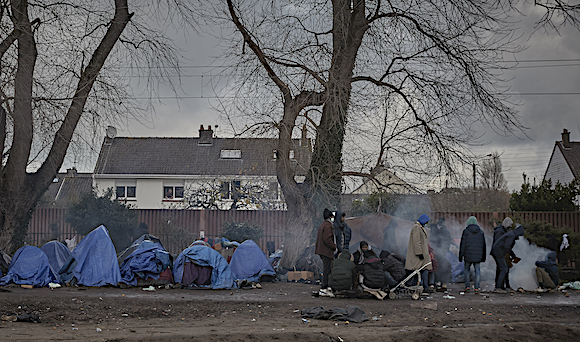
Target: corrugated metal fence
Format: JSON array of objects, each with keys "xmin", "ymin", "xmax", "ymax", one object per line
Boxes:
[{"xmin": 27, "ymin": 209, "xmax": 580, "ymax": 254}]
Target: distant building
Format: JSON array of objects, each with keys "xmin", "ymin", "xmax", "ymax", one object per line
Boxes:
[
  {"xmin": 92, "ymin": 125, "xmax": 312, "ymax": 209},
  {"xmin": 38, "ymin": 168, "xmax": 93, "ymax": 208},
  {"xmin": 350, "ymin": 165, "xmax": 421, "ymax": 195},
  {"xmin": 544, "ymin": 129, "xmax": 580, "ymax": 186}
]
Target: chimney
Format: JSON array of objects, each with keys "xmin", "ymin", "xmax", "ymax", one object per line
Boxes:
[
  {"xmin": 66, "ymin": 167, "xmax": 77, "ymax": 177},
  {"xmin": 198, "ymin": 125, "xmax": 213, "ymax": 145},
  {"xmin": 562, "ymin": 129, "xmax": 571, "ymax": 149}
]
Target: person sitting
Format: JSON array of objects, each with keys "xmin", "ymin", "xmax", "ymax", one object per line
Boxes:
[
  {"xmin": 535, "ymin": 251, "xmax": 559, "ymax": 292},
  {"xmin": 352, "ymin": 241, "xmax": 370, "ymax": 265},
  {"xmin": 357, "ymin": 248, "xmax": 386, "ymax": 290},
  {"xmin": 379, "ymin": 250, "xmax": 406, "ymax": 288},
  {"xmin": 328, "ymin": 250, "xmax": 356, "ymax": 292}
]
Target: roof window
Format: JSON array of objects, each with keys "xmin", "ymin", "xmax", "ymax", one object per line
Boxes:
[{"xmin": 220, "ymin": 149, "xmax": 242, "ymax": 159}]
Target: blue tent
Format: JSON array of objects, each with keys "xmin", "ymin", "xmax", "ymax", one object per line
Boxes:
[
  {"xmin": 0, "ymin": 245, "xmax": 58, "ymax": 287},
  {"xmin": 41, "ymin": 240, "xmax": 72, "ymax": 274},
  {"xmin": 59, "ymin": 225, "xmax": 121, "ymax": 287},
  {"xmin": 173, "ymin": 245, "xmax": 235, "ymax": 289},
  {"xmin": 120, "ymin": 240, "xmax": 172, "ymax": 286},
  {"xmin": 229, "ymin": 240, "xmax": 276, "ymax": 282}
]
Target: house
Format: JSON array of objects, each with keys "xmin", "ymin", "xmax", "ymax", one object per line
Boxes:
[
  {"xmin": 544, "ymin": 129, "xmax": 580, "ymax": 186},
  {"xmin": 350, "ymin": 165, "xmax": 421, "ymax": 195},
  {"xmin": 38, "ymin": 168, "xmax": 93, "ymax": 208},
  {"xmin": 92, "ymin": 125, "xmax": 312, "ymax": 209}
]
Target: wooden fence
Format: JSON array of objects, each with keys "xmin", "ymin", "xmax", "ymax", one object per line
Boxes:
[{"xmin": 27, "ymin": 208, "xmax": 580, "ymax": 255}]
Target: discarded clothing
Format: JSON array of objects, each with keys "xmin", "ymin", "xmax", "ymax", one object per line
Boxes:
[{"xmin": 301, "ymin": 306, "xmax": 368, "ymax": 323}]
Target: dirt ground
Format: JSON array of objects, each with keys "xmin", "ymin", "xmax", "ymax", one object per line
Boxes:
[{"xmin": 1, "ymin": 280, "xmax": 580, "ymax": 342}]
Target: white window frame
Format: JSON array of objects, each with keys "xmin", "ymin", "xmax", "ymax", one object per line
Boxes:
[{"xmin": 220, "ymin": 149, "xmax": 242, "ymax": 159}]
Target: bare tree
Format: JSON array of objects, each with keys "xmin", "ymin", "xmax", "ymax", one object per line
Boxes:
[
  {"xmin": 0, "ymin": 0, "xmax": 193, "ymax": 252},
  {"xmin": 479, "ymin": 151, "xmax": 508, "ymax": 191},
  {"xmin": 209, "ymin": 0, "xmax": 580, "ymax": 268}
]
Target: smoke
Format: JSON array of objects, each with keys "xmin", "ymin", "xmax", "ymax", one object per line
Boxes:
[{"xmin": 510, "ymin": 237, "xmax": 550, "ymax": 290}]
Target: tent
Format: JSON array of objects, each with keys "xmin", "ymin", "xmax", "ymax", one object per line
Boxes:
[
  {"xmin": 119, "ymin": 238, "xmax": 173, "ymax": 286},
  {"xmin": 345, "ymin": 212, "xmax": 414, "ymax": 255},
  {"xmin": 59, "ymin": 225, "xmax": 122, "ymax": 287},
  {"xmin": 229, "ymin": 240, "xmax": 276, "ymax": 282},
  {"xmin": 41, "ymin": 240, "xmax": 72, "ymax": 274},
  {"xmin": 173, "ymin": 244, "xmax": 235, "ymax": 289},
  {"xmin": 117, "ymin": 234, "xmax": 165, "ymax": 263},
  {"xmin": 0, "ymin": 245, "xmax": 57, "ymax": 287}
]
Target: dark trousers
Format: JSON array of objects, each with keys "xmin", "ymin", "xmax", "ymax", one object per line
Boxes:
[
  {"xmin": 320, "ymin": 255, "xmax": 333, "ymax": 288},
  {"xmin": 494, "ymin": 255, "xmax": 509, "ymax": 289}
]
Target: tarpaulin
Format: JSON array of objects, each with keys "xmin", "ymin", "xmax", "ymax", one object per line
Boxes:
[
  {"xmin": 229, "ymin": 240, "xmax": 276, "ymax": 282},
  {"xmin": 120, "ymin": 241, "xmax": 171, "ymax": 286},
  {"xmin": 59, "ymin": 225, "xmax": 121, "ymax": 287},
  {"xmin": 173, "ymin": 245, "xmax": 235, "ymax": 289},
  {"xmin": 0, "ymin": 245, "xmax": 57, "ymax": 287},
  {"xmin": 41, "ymin": 240, "xmax": 72, "ymax": 275}
]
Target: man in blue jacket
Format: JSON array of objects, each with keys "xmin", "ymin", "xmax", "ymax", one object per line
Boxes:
[
  {"xmin": 491, "ymin": 224, "xmax": 524, "ymax": 293},
  {"xmin": 535, "ymin": 251, "xmax": 559, "ymax": 291},
  {"xmin": 333, "ymin": 211, "xmax": 352, "ymax": 256}
]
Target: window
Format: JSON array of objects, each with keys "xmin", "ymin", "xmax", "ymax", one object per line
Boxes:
[
  {"xmin": 268, "ymin": 182, "xmax": 279, "ymax": 200},
  {"xmin": 116, "ymin": 186, "xmax": 136, "ymax": 199},
  {"xmin": 219, "ymin": 181, "xmax": 230, "ymax": 199},
  {"xmin": 163, "ymin": 186, "xmax": 184, "ymax": 199},
  {"xmin": 272, "ymin": 150, "xmax": 277, "ymax": 159},
  {"xmin": 289, "ymin": 150, "xmax": 295, "ymax": 159},
  {"xmin": 220, "ymin": 149, "xmax": 242, "ymax": 159},
  {"xmin": 219, "ymin": 180, "xmax": 241, "ymax": 199}
]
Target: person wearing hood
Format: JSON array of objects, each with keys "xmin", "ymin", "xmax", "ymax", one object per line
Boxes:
[
  {"xmin": 328, "ymin": 250, "xmax": 356, "ymax": 291},
  {"xmin": 459, "ymin": 216, "xmax": 486, "ymax": 293},
  {"xmin": 333, "ymin": 211, "xmax": 352, "ymax": 256},
  {"xmin": 356, "ymin": 246, "xmax": 386, "ymax": 289},
  {"xmin": 315, "ymin": 209, "xmax": 337, "ymax": 289},
  {"xmin": 379, "ymin": 250, "xmax": 406, "ymax": 288},
  {"xmin": 535, "ymin": 251, "xmax": 559, "ymax": 291},
  {"xmin": 491, "ymin": 224, "xmax": 524, "ymax": 293},
  {"xmin": 405, "ymin": 214, "xmax": 432, "ymax": 291},
  {"xmin": 492, "ymin": 217, "xmax": 514, "ymax": 290},
  {"xmin": 353, "ymin": 241, "xmax": 370, "ymax": 266}
]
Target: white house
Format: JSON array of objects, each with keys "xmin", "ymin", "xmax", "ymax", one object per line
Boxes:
[
  {"xmin": 350, "ymin": 165, "xmax": 421, "ymax": 195},
  {"xmin": 93, "ymin": 125, "xmax": 311, "ymax": 209},
  {"xmin": 544, "ymin": 129, "xmax": 580, "ymax": 186}
]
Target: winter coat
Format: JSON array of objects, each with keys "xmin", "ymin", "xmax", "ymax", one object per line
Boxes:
[
  {"xmin": 459, "ymin": 224, "xmax": 487, "ymax": 263},
  {"xmin": 492, "ymin": 225, "xmax": 508, "ymax": 245},
  {"xmin": 380, "ymin": 251, "xmax": 406, "ymax": 282},
  {"xmin": 405, "ymin": 221, "xmax": 433, "ymax": 271},
  {"xmin": 429, "ymin": 245, "xmax": 439, "ymax": 272},
  {"xmin": 491, "ymin": 225, "xmax": 524, "ymax": 258},
  {"xmin": 536, "ymin": 251, "xmax": 559, "ymax": 286},
  {"xmin": 430, "ymin": 222, "xmax": 453, "ymax": 254},
  {"xmin": 328, "ymin": 251, "xmax": 356, "ymax": 291},
  {"xmin": 333, "ymin": 211, "xmax": 352, "ymax": 253},
  {"xmin": 315, "ymin": 220, "xmax": 337, "ymax": 259},
  {"xmin": 360, "ymin": 252, "xmax": 386, "ymax": 289}
]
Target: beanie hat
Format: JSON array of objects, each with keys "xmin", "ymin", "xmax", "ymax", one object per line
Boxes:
[
  {"xmin": 502, "ymin": 217, "xmax": 513, "ymax": 229},
  {"xmin": 466, "ymin": 216, "xmax": 478, "ymax": 226},
  {"xmin": 418, "ymin": 214, "xmax": 430, "ymax": 225},
  {"xmin": 323, "ymin": 208, "xmax": 334, "ymax": 220},
  {"xmin": 360, "ymin": 241, "xmax": 369, "ymax": 249}
]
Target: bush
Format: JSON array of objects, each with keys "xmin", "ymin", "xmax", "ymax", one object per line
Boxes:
[
  {"xmin": 221, "ymin": 220, "xmax": 264, "ymax": 243},
  {"xmin": 66, "ymin": 188, "xmax": 138, "ymax": 251}
]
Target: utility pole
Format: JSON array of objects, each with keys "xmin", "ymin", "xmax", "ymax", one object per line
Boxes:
[{"xmin": 473, "ymin": 163, "xmax": 476, "ymax": 206}]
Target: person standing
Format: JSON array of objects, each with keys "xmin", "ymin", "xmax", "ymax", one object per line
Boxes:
[
  {"xmin": 459, "ymin": 216, "xmax": 486, "ymax": 293},
  {"xmin": 405, "ymin": 214, "xmax": 432, "ymax": 292},
  {"xmin": 492, "ymin": 217, "xmax": 513, "ymax": 290},
  {"xmin": 491, "ymin": 224, "xmax": 524, "ymax": 293},
  {"xmin": 333, "ymin": 211, "xmax": 352, "ymax": 256},
  {"xmin": 315, "ymin": 209, "xmax": 337, "ymax": 289}
]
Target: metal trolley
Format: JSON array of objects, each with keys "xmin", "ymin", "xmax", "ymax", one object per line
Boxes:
[{"xmin": 388, "ymin": 261, "xmax": 432, "ymax": 300}]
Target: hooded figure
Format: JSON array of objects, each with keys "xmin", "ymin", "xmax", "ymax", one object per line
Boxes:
[
  {"xmin": 405, "ymin": 214, "xmax": 432, "ymax": 271},
  {"xmin": 492, "ymin": 217, "xmax": 514, "ymax": 289},
  {"xmin": 333, "ymin": 211, "xmax": 352, "ymax": 255},
  {"xmin": 380, "ymin": 250, "xmax": 406, "ymax": 284},
  {"xmin": 328, "ymin": 250, "xmax": 356, "ymax": 291},
  {"xmin": 430, "ymin": 217, "xmax": 454, "ymax": 254},
  {"xmin": 491, "ymin": 224, "xmax": 524, "ymax": 292},
  {"xmin": 315, "ymin": 208, "xmax": 336, "ymax": 288},
  {"xmin": 535, "ymin": 251, "xmax": 559, "ymax": 289},
  {"xmin": 353, "ymin": 241, "xmax": 370, "ymax": 265},
  {"xmin": 358, "ymin": 249, "xmax": 385, "ymax": 289},
  {"xmin": 459, "ymin": 216, "xmax": 486, "ymax": 291}
]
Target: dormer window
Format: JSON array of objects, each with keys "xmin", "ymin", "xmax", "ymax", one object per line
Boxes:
[
  {"xmin": 289, "ymin": 150, "xmax": 295, "ymax": 159},
  {"xmin": 272, "ymin": 150, "xmax": 277, "ymax": 159},
  {"xmin": 220, "ymin": 149, "xmax": 242, "ymax": 159}
]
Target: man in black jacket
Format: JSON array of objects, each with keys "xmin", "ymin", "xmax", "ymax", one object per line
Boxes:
[
  {"xmin": 379, "ymin": 250, "xmax": 406, "ymax": 288},
  {"xmin": 333, "ymin": 211, "xmax": 352, "ymax": 256},
  {"xmin": 492, "ymin": 217, "xmax": 515, "ymax": 290},
  {"xmin": 535, "ymin": 251, "xmax": 559, "ymax": 291},
  {"xmin": 459, "ymin": 216, "xmax": 486, "ymax": 293},
  {"xmin": 491, "ymin": 224, "xmax": 524, "ymax": 293},
  {"xmin": 328, "ymin": 250, "xmax": 356, "ymax": 291}
]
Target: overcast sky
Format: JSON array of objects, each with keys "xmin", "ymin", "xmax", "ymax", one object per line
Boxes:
[{"xmin": 64, "ymin": 5, "xmax": 580, "ymax": 192}]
